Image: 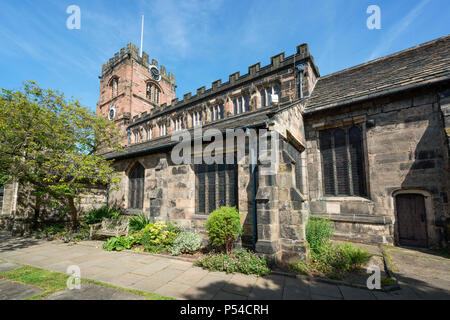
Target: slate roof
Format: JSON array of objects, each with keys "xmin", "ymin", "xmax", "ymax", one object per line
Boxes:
[
  {"xmin": 305, "ymin": 34, "xmax": 450, "ymax": 114},
  {"xmin": 103, "ymin": 105, "xmax": 278, "ymax": 160}
]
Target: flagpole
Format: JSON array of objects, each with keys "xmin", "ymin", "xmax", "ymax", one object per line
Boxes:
[{"xmin": 139, "ymin": 15, "xmax": 144, "ymax": 57}]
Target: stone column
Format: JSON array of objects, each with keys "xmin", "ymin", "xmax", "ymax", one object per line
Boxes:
[{"xmin": 255, "ymin": 133, "xmax": 310, "ymax": 265}]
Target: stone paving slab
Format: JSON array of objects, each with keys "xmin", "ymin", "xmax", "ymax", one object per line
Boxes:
[
  {"xmin": 1, "ymin": 232, "xmax": 449, "ymax": 300},
  {"xmin": 0, "ymin": 261, "xmax": 20, "ymax": 273},
  {"xmin": 46, "ymin": 283, "xmax": 145, "ymax": 300},
  {"xmin": 0, "ymin": 279, "xmax": 44, "ymax": 300}
]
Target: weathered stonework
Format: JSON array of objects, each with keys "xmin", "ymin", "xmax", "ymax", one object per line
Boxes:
[
  {"xmin": 3, "ymin": 36, "xmax": 450, "ymax": 262},
  {"xmin": 304, "ymin": 87, "xmax": 450, "ymax": 247}
]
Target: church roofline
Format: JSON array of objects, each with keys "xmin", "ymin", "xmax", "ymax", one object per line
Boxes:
[{"xmin": 128, "ymin": 43, "xmax": 318, "ymax": 128}]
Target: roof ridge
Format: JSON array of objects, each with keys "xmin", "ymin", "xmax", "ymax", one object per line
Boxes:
[{"xmin": 317, "ymin": 34, "xmax": 450, "ymax": 81}]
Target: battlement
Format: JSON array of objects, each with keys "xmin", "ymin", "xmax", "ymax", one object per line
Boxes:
[
  {"xmin": 128, "ymin": 43, "xmax": 318, "ymax": 126},
  {"xmin": 101, "ymin": 43, "xmax": 175, "ymax": 84}
]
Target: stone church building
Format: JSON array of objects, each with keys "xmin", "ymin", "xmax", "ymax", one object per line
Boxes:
[{"xmin": 1, "ymin": 35, "xmax": 450, "ymax": 263}]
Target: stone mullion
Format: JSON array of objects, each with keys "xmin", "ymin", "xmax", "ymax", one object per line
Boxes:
[
  {"xmin": 205, "ymin": 166, "xmax": 209, "ymax": 214},
  {"xmin": 331, "ymin": 131, "xmax": 338, "ymax": 196},
  {"xmin": 215, "ymin": 164, "xmax": 219, "ymax": 210},
  {"xmin": 225, "ymin": 163, "xmax": 230, "ymax": 206},
  {"xmin": 346, "ymin": 127, "xmax": 354, "ymax": 196}
]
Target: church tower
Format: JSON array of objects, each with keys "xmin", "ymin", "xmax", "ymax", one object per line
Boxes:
[{"xmin": 97, "ymin": 43, "xmax": 176, "ymax": 145}]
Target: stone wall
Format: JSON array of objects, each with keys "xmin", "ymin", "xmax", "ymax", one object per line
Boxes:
[
  {"xmin": 304, "ymin": 85, "xmax": 450, "ymax": 247},
  {"xmin": 0, "ymin": 182, "xmax": 107, "ymax": 235},
  {"xmin": 255, "ymin": 133, "xmax": 309, "ymax": 265}
]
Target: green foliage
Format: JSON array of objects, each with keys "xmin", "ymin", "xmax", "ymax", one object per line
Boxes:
[
  {"xmin": 42, "ymin": 224, "xmax": 65, "ymax": 237},
  {"xmin": 129, "ymin": 213, "xmax": 150, "ymax": 233},
  {"xmin": 82, "ymin": 206, "xmax": 121, "ymax": 225},
  {"xmin": 102, "ymin": 234, "xmax": 141, "ymax": 251},
  {"xmin": 0, "ymin": 81, "xmax": 122, "ymax": 228},
  {"xmin": 306, "ymin": 217, "xmax": 335, "ymax": 254},
  {"xmin": 0, "ymin": 171, "xmax": 8, "ymax": 188},
  {"xmin": 170, "ymin": 231, "xmax": 203, "ymax": 256},
  {"xmin": 141, "ymin": 221, "xmax": 179, "ymax": 253},
  {"xmin": 195, "ymin": 249, "xmax": 270, "ymax": 276},
  {"xmin": 290, "ymin": 216, "xmax": 371, "ymax": 279},
  {"xmin": 290, "ymin": 242, "xmax": 371, "ymax": 279},
  {"xmin": 205, "ymin": 206, "xmax": 242, "ymax": 253}
]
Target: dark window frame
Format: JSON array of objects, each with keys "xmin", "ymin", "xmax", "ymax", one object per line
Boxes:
[
  {"xmin": 319, "ymin": 124, "xmax": 367, "ymax": 197},
  {"xmin": 128, "ymin": 162, "xmax": 145, "ymax": 210},
  {"xmin": 194, "ymin": 160, "xmax": 238, "ymax": 215}
]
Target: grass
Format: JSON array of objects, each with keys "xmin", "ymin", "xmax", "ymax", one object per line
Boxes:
[{"xmin": 0, "ymin": 265, "xmax": 174, "ymax": 300}]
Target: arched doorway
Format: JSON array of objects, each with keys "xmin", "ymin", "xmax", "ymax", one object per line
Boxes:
[
  {"xmin": 129, "ymin": 162, "xmax": 145, "ymax": 210},
  {"xmin": 395, "ymin": 193, "xmax": 428, "ymax": 247}
]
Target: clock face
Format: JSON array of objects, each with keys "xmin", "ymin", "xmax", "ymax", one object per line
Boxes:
[
  {"xmin": 149, "ymin": 65, "xmax": 161, "ymax": 82},
  {"xmin": 108, "ymin": 106, "xmax": 116, "ymax": 120}
]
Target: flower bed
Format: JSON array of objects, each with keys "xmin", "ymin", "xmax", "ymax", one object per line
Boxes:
[
  {"xmin": 194, "ymin": 249, "xmax": 270, "ymax": 276},
  {"xmin": 288, "ymin": 217, "xmax": 371, "ymax": 280}
]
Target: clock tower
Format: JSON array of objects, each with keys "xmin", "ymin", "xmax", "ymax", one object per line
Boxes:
[{"xmin": 97, "ymin": 43, "xmax": 176, "ymax": 145}]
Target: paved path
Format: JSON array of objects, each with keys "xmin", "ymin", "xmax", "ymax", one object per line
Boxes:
[
  {"xmin": 0, "ymin": 232, "xmax": 448, "ymax": 300},
  {"xmin": 386, "ymin": 246, "xmax": 450, "ymax": 300}
]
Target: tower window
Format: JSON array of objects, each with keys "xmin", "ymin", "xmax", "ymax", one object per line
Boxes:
[
  {"xmin": 146, "ymin": 83, "xmax": 160, "ymax": 104},
  {"xmin": 110, "ymin": 77, "xmax": 119, "ymax": 98}
]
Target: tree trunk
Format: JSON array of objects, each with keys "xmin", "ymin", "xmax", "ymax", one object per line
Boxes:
[{"xmin": 67, "ymin": 196, "xmax": 79, "ymax": 230}]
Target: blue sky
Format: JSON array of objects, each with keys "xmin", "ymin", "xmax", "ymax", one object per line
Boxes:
[{"xmin": 0, "ymin": 0, "xmax": 448, "ymax": 111}]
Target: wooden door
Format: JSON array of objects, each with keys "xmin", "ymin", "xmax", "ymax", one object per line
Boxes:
[{"xmin": 395, "ymin": 194, "xmax": 428, "ymax": 247}]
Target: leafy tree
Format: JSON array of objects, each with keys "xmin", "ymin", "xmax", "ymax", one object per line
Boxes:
[{"xmin": 0, "ymin": 81, "xmax": 122, "ymax": 229}]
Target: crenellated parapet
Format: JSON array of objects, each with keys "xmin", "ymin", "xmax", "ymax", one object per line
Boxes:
[
  {"xmin": 100, "ymin": 43, "xmax": 175, "ymax": 86},
  {"xmin": 128, "ymin": 43, "xmax": 318, "ymax": 131}
]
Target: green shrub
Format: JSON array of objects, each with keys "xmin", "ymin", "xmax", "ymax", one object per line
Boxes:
[
  {"xmin": 306, "ymin": 217, "xmax": 334, "ymax": 254},
  {"xmin": 170, "ymin": 231, "xmax": 203, "ymax": 256},
  {"xmin": 42, "ymin": 224, "xmax": 65, "ymax": 236},
  {"xmin": 195, "ymin": 249, "xmax": 270, "ymax": 276},
  {"xmin": 102, "ymin": 235, "xmax": 141, "ymax": 251},
  {"xmin": 205, "ymin": 206, "xmax": 242, "ymax": 253},
  {"xmin": 141, "ymin": 221, "xmax": 179, "ymax": 253},
  {"xmin": 129, "ymin": 213, "xmax": 150, "ymax": 233},
  {"xmin": 290, "ymin": 242, "xmax": 371, "ymax": 279},
  {"xmin": 82, "ymin": 206, "xmax": 121, "ymax": 225}
]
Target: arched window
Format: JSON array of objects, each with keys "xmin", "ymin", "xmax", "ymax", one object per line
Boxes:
[
  {"xmin": 146, "ymin": 83, "xmax": 160, "ymax": 104},
  {"xmin": 260, "ymin": 85, "xmax": 280, "ymax": 107},
  {"xmin": 110, "ymin": 77, "xmax": 119, "ymax": 98},
  {"xmin": 128, "ymin": 162, "xmax": 145, "ymax": 210},
  {"xmin": 146, "ymin": 127, "xmax": 152, "ymax": 140},
  {"xmin": 233, "ymin": 96, "xmax": 249, "ymax": 115}
]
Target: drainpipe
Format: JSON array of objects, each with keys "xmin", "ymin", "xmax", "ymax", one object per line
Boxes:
[
  {"xmin": 248, "ymin": 130, "xmax": 258, "ymax": 249},
  {"xmin": 296, "ymin": 63, "xmax": 305, "ymax": 99}
]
